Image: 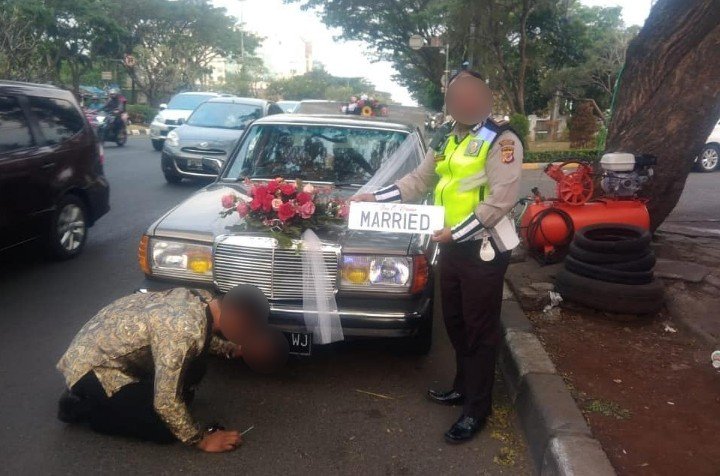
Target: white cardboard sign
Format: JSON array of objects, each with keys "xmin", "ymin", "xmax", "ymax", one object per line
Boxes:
[{"xmin": 348, "ymin": 202, "xmax": 445, "ymax": 235}]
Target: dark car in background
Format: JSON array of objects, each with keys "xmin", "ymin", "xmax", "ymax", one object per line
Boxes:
[
  {"xmin": 141, "ymin": 114, "xmax": 435, "ymax": 354},
  {"xmin": 0, "ymin": 81, "xmax": 110, "ymax": 259},
  {"xmin": 161, "ymin": 97, "xmax": 283, "ymax": 183}
]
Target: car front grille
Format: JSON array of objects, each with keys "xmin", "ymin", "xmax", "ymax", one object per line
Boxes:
[
  {"xmin": 181, "ymin": 147, "xmax": 226, "ymax": 156},
  {"xmin": 213, "ymin": 235, "xmax": 339, "ymax": 300}
]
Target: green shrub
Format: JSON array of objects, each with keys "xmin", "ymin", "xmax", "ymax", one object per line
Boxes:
[
  {"xmin": 596, "ymin": 125, "xmax": 608, "ymax": 150},
  {"xmin": 525, "ymin": 149, "xmax": 601, "ymax": 163},
  {"xmin": 509, "ymin": 113, "xmax": 530, "ymax": 143},
  {"xmin": 126, "ymin": 104, "xmax": 157, "ymax": 125}
]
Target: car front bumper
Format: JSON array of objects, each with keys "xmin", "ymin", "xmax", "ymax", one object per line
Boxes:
[
  {"xmin": 141, "ymin": 277, "xmax": 433, "ymax": 339},
  {"xmin": 161, "ymin": 148, "xmax": 224, "ymax": 179}
]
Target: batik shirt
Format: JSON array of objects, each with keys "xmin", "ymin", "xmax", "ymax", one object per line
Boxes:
[{"xmin": 56, "ymin": 288, "xmax": 237, "ymax": 444}]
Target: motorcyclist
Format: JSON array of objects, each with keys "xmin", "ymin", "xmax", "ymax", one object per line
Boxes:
[{"xmin": 102, "ymin": 88, "xmax": 127, "ymax": 135}]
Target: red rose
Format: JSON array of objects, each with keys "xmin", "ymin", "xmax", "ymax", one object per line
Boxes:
[
  {"xmin": 280, "ymin": 182, "xmax": 296, "ymax": 196},
  {"xmin": 236, "ymin": 201, "xmax": 250, "ymax": 217},
  {"xmin": 262, "ymin": 193, "xmax": 274, "ymax": 212},
  {"xmin": 296, "ymin": 192, "xmax": 312, "ymax": 205},
  {"xmin": 338, "ymin": 202, "xmax": 350, "ymax": 218},
  {"xmin": 277, "ymin": 201, "xmax": 296, "ymax": 221},
  {"xmin": 250, "ymin": 197, "xmax": 263, "ymax": 211},
  {"xmin": 252, "ymin": 185, "xmax": 268, "ymax": 199},
  {"xmin": 266, "ymin": 180, "xmax": 279, "ymax": 194}
]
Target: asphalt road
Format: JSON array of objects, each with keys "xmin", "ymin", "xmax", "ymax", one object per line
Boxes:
[{"xmin": 0, "ymin": 137, "xmax": 530, "ymax": 475}]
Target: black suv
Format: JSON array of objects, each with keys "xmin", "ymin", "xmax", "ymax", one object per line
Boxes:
[{"xmin": 0, "ymin": 81, "xmax": 110, "ymax": 259}]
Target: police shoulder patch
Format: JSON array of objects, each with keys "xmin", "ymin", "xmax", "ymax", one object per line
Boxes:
[{"xmin": 498, "ymin": 138, "xmax": 515, "ymax": 164}]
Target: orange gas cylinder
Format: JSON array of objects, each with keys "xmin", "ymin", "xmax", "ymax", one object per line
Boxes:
[{"xmin": 520, "ymin": 199, "xmax": 650, "ymax": 254}]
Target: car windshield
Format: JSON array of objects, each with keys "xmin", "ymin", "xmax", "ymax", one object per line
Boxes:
[
  {"xmin": 224, "ymin": 123, "xmax": 414, "ymax": 184},
  {"xmin": 186, "ymin": 102, "xmax": 262, "ymax": 130},
  {"xmin": 167, "ymin": 94, "xmax": 217, "ymax": 110}
]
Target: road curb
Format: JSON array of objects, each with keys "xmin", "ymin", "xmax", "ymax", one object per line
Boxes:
[
  {"xmin": 500, "ymin": 293, "xmax": 616, "ymax": 475},
  {"xmin": 128, "ymin": 126, "xmax": 150, "ymax": 136}
]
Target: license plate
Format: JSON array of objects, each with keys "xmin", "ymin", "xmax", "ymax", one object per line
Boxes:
[
  {"xmin": 186, "ymin": 158, "xmax": 203, "ymax": 169},
  {"xmin": 284, "ymin": 331, "xmax": 312, "ymax": 356}
]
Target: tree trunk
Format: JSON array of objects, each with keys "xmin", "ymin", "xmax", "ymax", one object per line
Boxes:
[{"xmin": 605, "ymin": 0, "xmax": 720, "ymax": 231}]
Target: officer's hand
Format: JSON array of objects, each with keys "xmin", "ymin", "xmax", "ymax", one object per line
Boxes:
[
  {"xmin": 349, "ymin": 193, "xmax": 376, "ymax": 202},
  {"xmin": 431, "ymin": 227, "xmax": 453, "ymax": 243},
  {"xmin": 197, "ymin": 430, "xmax": 242, "ymax": 453}
]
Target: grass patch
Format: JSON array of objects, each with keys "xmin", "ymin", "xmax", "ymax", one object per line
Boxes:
[{"xmin": 584, "ymin": 399, "xmax": 632, "ymax": 420}]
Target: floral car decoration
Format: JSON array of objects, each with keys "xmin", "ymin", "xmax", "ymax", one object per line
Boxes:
[{"xmin": 219, "ymin": 177, "xmax": 349, "ymax": 248}]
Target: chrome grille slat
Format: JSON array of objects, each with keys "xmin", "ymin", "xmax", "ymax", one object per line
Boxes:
[{"xmin": 213, "ymin": 236, "xmax": 339, "ymax": 300}]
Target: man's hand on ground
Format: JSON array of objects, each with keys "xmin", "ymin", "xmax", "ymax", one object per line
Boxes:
[{"xmin": 197, "ymin": 430, "xmax": 242, "ymax": 453}]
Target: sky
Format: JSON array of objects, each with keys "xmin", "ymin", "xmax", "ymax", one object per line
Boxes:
[{"xmin": 213, "ymin": 0, "xmax": 653, "ymax": 106}]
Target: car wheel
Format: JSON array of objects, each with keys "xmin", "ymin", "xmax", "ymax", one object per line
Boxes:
[
  {"xmin": 696, "ymin": 144, "xmax": 720, "ymax": 172},
  {"xmin": 161, "ymin": 155, "xmax": 182, "ymax": 184},
  {"xmin": 568, "ymin": 242, "xmax": 651, "ymax": 264},
  {"xmin": 47, "ymin": 195, "xmax": 88, "ymax": 260},
  {"xmin": 573, "ymin": 224, "xmax": 651, "ymax": 253},
  {"xmin": 555, "ymin": 269, "xmax": 664, "ymax": 314},
  {"xmin": 564, "ymin": 255, "xmax": 654, "ymax": 285},
  {"xmin": 597, "ymin": 251, "xmax": 656, "ymax": 272},
  {"xmin": 152, "ymin": 139, "xmax": 163, "ymax": 151}
]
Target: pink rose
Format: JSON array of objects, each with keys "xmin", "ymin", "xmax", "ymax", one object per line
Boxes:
[
  {"xmin": 302, "ymin": 183, "xmax": 315, "ymax": 194},
  {"xmin": 299, "ymin": 201, "xmax": 316, "ymax": 219},
  {"xmin": 236, "ymin": 201, "xmax": 249, "ymax": 217},
  {"xmin": 221, "ymin": 194, "xmax": 235, "ymax": 209},
  {"xmin": 271, "ymin": 198, "xmax": 283, "ymax": 210},
  {"xmin": 338, "ymin": 202, "xmax": 350, "ymax": 218}
]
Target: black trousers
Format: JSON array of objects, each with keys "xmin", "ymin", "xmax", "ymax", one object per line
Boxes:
[
  {"xmin": 439, "ymin": 239, "xmax": 510, "ymax": 420},
  {"xmin": 64, "ymin": 359, "xmax": 207, "ymax": 443}
]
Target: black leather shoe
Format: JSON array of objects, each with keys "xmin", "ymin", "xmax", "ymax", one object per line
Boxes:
[
  {"xmin": 444, "ymin": 415, "xmax": 486, "ymax": 444},
  {"xmin": 427, "ymin": 389, "xmax": 465, "ymax": 406},
  {"xmin": 57, "ymin": 389, "xmax": 89, "ymax": 424}
]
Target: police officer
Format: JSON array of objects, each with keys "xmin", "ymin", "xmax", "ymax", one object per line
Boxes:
[{"xmin": 353, "ymin": 69, "xmax": 522, "ymax": 443}]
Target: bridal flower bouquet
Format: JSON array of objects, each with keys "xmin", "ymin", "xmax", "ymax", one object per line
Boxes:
[{"xmin": 219, "ymin": 178, "xmax": 349, "ymax": 248}]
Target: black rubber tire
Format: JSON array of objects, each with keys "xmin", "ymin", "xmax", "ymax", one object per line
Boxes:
[
  {"xmin": 564, "ymin": 255, "xmax": 653, "ymax": 285},
  {"xmin": 574, "ymin": 224, "xmax": 651, "ymax": 253},
  {"xmin": 600, "ymin": 251, "xmax": 656, "ymax": 271},
  {"xmin": 161, "ymin": 155, "xmax": 182, "ymax": 184},
  {"xmin": 152, "ymin": 139, "xmax": 164, "ymax": 151},
  {"xmin": 116, "ymin": 127, "xmax": 128, "ymax": 146},
  {"xmin": 555, "ymin": 268, "xmax": 664, "ymax": 314},
  {"xmin": 568, "ymin": 241, "xmax": 650, "ymax": 264},
  {"xmin": 46, "ymin": 195, "xmax": 88, "ymax": 260}
]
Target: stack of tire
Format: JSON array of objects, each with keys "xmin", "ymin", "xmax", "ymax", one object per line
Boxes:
[{"xmin": 555, "ymin": 224, "xmax": 664, "ymax": 314}]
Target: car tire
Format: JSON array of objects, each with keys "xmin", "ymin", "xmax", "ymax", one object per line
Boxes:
[
  {"xmin": 574, "ymin": 224, "xmax": 651, "ymax": 253},
  {"xmin": 599, "ymin": 252, "xmax": 656, "ymax": 272},
  {"xmin": 46, "ymin": 195, "xmax": 88, "ymax": 260},
  {"xmin": 152, "ymin": 139, "xmax": 163, "ymax": 151},
  {"xmin": 161, "ymin": 155, "xmax": 182, "ymax": 184},
  {"xmin": 568, "ymin": 241, "xmax": 651, "ymax": 264},
  {"xmin": 695, "ymin": 144, "xmax": 720, "ymax": 172},
  {"xmin": 564, "ymin": 255, "xmax": 654, "ymax": 285},
  {"xmin": 555, "ymin": 268, "xmax": 664, "ymax": 314}
]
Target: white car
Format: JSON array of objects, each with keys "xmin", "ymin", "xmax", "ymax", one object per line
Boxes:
[
  {"xmin": 149, "ymin": 92, "xmax": 227, "ymax": 151},
  {"xmin": 696, "ymin": 120, "xmax": 720, "ymax": 172}
]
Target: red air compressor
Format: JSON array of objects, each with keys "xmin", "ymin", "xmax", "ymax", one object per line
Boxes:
[{"xmin": 520, "ymin": 153, "xmax": 656, "ymax": 259}]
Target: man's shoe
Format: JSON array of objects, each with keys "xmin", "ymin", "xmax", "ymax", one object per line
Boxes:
[
  {"xmin": 57, "ymin": 389, "xmax": 89, "ymax": 424},
  {"xmin": 427, "ymin": 389, "xmax": 465, "ymax": 406},
  {"xmin": 444, "ymin": 415, "xmax": 486, "ymax": 444}
]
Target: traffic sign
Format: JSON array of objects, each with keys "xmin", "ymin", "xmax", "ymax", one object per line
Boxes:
[
  {"xmin": 408, "ymin": 34, "xmax": 424, "ymax": 50},
  {"xmin": 101, "ymin": 71, "xmax": 112, "ymax": 80}
]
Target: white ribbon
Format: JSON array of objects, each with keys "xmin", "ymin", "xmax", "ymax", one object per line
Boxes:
[
  {"xmin": 356, "ymin": 133, "xmax": 424, "ymax": 195},
  {"xmin": 301, "ymin": 229, "xmax": 343, "ymax": 344}
]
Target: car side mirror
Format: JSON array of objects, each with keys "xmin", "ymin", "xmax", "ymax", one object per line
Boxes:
[
  {"xmin": 202, "ymin": 157, "xmax": 222, "ymax": 175},
  {"xmin": 159, "ymin": 103, "xmax": 167, "ymax": 110},
  {"xmin": 177, "ymin": 118, "xmax": 184, "ymax": 125}
]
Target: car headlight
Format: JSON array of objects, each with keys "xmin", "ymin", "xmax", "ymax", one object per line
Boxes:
[
  {"xmin": 138, "ymin": 236, "xmax": 213, "ymax": 281},
  {"xmin": 152, "ymin": 115, "xmax": 163, "ymax": 124},
  {"xmin": 166, "ymin": 130, "xmax": 180, "ymax": 147},
  {"xmin": 340, "ymin": 254, "xmax": 414, "ymax": 292}
]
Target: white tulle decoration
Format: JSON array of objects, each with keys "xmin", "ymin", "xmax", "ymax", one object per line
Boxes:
[
  {"xmin": 301, "ymin": 229, "xmax": 343, "ymax": 344},
  {"xmin": 356, "ymin": 133, "xmax": 424, "ymax": 196}
]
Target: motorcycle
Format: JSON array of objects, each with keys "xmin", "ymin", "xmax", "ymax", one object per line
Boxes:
[{"xmin": 86, "ymin": 108, "xmax": 128, "ymax": 146}]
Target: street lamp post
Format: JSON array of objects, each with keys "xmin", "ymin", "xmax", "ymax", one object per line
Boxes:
[{"xmin": 409, "ymin": 34, "xmax": 450, "ymax": 113}]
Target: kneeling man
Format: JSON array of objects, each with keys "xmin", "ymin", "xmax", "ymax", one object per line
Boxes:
[{"xmin": 56, "ymin": 285, "xmax": 288, "ymax": 453}]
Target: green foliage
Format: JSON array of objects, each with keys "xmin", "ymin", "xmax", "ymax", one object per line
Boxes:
[
  {"xmin": 509, "ymin": 114, "xmax": 530, "ymax": 143},
  {"xmin": 569, "ymin": 101, "xmax": 600, "ymax": 148},
  {"xmin": 267, "ymin": 66, "xmax": 384, "ymax": 102},
  {"xmin": 126, "ymin": 104, "xmax": 157, "ymax": 124},
  {"xmin": 525, "ymin": 149, "xmax": 600, "ymax": 164}
]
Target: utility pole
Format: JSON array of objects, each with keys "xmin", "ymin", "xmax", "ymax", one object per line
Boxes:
[{"xmin": 467, "ymin": 22, "xmax": 476, "ymax": 69}]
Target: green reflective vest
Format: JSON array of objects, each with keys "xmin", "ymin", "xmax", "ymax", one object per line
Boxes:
[{"xmin": 434, "ymin": 123, "xmax": 500, "ymax": 227}]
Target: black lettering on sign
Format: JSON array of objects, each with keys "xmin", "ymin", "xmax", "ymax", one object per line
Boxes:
[
  {"xmin": 392, "ymin": 212, "xmax": 402, "ymax": 229},
  {"xmin": 371, "ymin": 212, "xmax": 380, "ymax": 227},
  {"xmin": 360, "ymin": 211, "xmax": 371, "ymax": 227},
  {"xmin": 381, "ymin": 212, "xmax": 391, "ymax": 229},
  {"xmin": 408, "ymin": 213, "xmax": 418, "ymax": 230},
  {"xmin": 420, "ymin": 214, "xmax": 430, "ymax": 230}
]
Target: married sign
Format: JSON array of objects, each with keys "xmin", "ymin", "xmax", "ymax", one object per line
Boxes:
[{"xmin": 348, "ymin": 202, "xmax": 445, "ymax": 235}]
